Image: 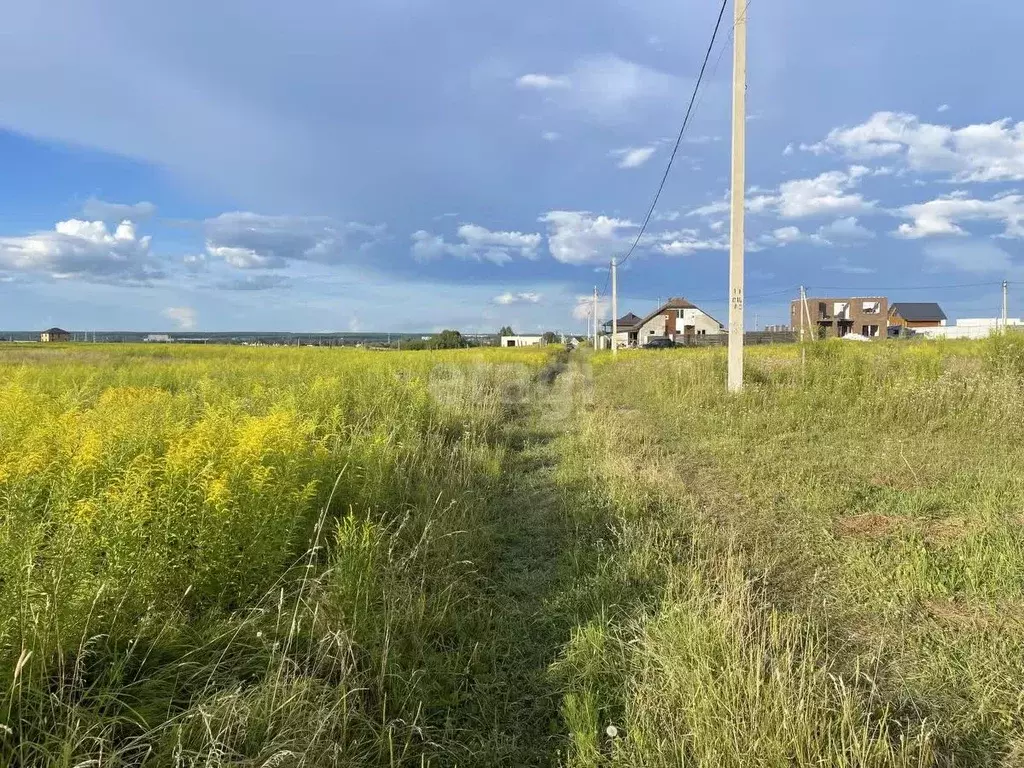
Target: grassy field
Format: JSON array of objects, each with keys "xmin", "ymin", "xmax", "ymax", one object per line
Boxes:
[
  {"xmin": 561, "ymin": 336, "xmax": 1024, "ymax": 767},
  {"xmin": 2, "ymin": 338, "xmax": 1024, "ymax": 765},
  {"xmin": 0, "ymin": 343, "xmax": 563, "ymax": 765}
]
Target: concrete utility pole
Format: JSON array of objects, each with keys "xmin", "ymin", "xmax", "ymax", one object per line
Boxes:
[
  {"xmin": 799, "ymin": 285, "xmax": 815, "ymax": 342},
  {"xmin": 798, "ymin": 285, "xmax": 806, "ymax": 341},
  {"xmin": 610, "ymin": 259, "xmax": 618, "ymax": 354},
  {"xmin": 727, "ymin": 0, "xmax": 747, "ymax": 393},
  {"xmin": 593, "ymin": 285, "xmax": 599, "ymax": 351},
  {"xmin": 1002, "ymin": 280, "xmax": 1009, "ymax": 331}
]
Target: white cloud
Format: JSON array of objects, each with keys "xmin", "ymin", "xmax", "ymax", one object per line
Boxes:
[
  {"xmin": 542, "ymin": 131, "xmax": 561, "ymax": 141},
  {"xmin": 572, "ymin": 294, "xmax": 610, "ymax": 321},
  {"xmin": 163, "ymin": 306, "xmax": 197, "ymax": 330},
  {"xmin": 689, "ymin": 199, "xmax": 731, "ymax": 217},
  {"xmin": 540, "ymin": 211, "xmax": 635, "ymax": 265},
  {"xmin": 747, "ymin": 195, "xmax": 779, "ymax": 214},
  {"xmin": 656, "ymin": 227, "xmax": 729, "ymax": 255},
  {"xmin": 516, "ymin": 73, "xmax": 571, "ymax": 90},
  {"xmin": 517, "ymin": 56, "xmax": 677, "ymax": 122},
  {"xmin": 411, "ymin": 223, "xmax": 541, "ymax": 265},
  {"xmin": 769, "ymin": 226, "xmax": 804, "ymax": 245},
  {"xmin": 80, "ymin": 198, "xmax": 157, "ymax": 222},
  {"xmin": 611, "ymin": 146, "xmax": 656, "ymax": 169},
  {"xmin": 0, "ymin": 218, "xmax": 159, "ymax": 282},
  {"xmin": 690, "ymin": 167, "xmax": 873, "ymax": 221},
  {"xmin": 775, "ymin": 167, "xmax": 873, "ymax": 218},
  {"xmin": 782, "ymin": 143, "xmax": 795, "ymax": 156},
  {"xmin": 808, "ymin": 111, "xmax": 1024, "ymax": 182},
  {"xmin": 183, "ymin": 252, "xmax": 208, "ymax": 272},
  {"xmin": 760, "ymin": 217, "xmax": 876, "ymax": 249},
  {"xmin": 207, "ymin": 245, "xmax": 280, "ymax": 269},
  {"xmin": 818, "ymin": 216, "xmax": 875, "ymax": 241},
  {"xmin": 458, "ymin": 224, "xmax": 541, "ymax": 255},
  {"xmin": 494, "ymin": 291, "xmax": 541, "ymax": 305},
  {"xmin": 204, "ymin": 213, "xmax": 384, "ymax": 269},
  {"xmin": 923, "ymin": 240, "xmax": 1015, "ymax": 273},
  {"xmin": 938, "ymin": 104, "xmax": 950, "ymax": 113},
  {"xmin": 894, "ymin": 193, "xmax": 1024, "ymax": 239}
]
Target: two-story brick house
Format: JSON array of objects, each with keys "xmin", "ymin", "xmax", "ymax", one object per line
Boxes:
[{"xmin": 790, "ymin": 296, "xmax": 888, "ymax": 339}]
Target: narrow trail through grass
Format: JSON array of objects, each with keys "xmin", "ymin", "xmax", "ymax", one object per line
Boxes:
[{"xmin": 455, "ymin": 354, "xmax": 602, "ymax": 766}]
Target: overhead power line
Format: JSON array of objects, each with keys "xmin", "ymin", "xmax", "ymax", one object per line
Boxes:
[{"xmin": 613, "ymin": 0, "xmax": 731, "ymax": 270}]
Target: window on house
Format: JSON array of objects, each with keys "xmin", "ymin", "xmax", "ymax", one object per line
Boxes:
[
  {"xmin": 862, "ymin": 301, "xmax": 880, "ymax": 314},
  {"xmin": 861, "ymin": 324, "xmax": 879, "ymax": 337}
]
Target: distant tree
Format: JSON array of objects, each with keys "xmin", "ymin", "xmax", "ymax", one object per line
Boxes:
[
  {"xmin": 541, "ymin": 331, "xmax": 558, "ymax": 344},
  {"xmin": 499, "ymin": 325, "xmax": 514, "ymax": 336},
  {"xmin": 428, "ymin": 329, "xmax": 467, "ymax": 349}
]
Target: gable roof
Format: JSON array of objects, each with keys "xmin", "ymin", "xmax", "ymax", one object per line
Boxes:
[
  {"xmin": 42, "ymin": 327, "xmax": 69, "ymax": 334},
  {"xmin": 890, "ymin": 302, "xmax": 946, "ymax": 322},
  {"xmin": 602, "ymin": 312, "xmax": 644, "ymax": 330},
  {"xmin": 639, "ymin": 297, "xmax": 722, "ymax": 328}
]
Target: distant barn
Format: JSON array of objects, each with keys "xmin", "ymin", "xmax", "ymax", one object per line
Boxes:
[{"xmin": 40, "ymin": 327, "xmax": 70, "ymax": 343}]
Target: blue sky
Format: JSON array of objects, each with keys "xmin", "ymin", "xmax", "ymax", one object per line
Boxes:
[{"xmin": 1, "ymin": 0, "xmax": 1022, "ymax": 333}]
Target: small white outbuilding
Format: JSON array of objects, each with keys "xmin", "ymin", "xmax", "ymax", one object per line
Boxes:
[{"xmin": 500, "ymin": 335, "xmax": 544, "ymax": 348}]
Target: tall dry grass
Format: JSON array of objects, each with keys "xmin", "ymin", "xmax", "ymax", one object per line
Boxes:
[{"xmin": 0, "ymin": 344, "xmax": 555, "ymax": 766}]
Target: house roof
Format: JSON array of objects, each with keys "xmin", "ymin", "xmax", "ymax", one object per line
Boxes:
[
  {"xmin": 602, "ymin": 312, "xmax": 644, "ymax": 330},
  {"xmin": 42, "ymin": 327, "xmax": 69, "ymax": 334},
  {"xmin": 639, "ymin": 297, "xmax": 722, "ymax": 328},
  {"xmin": 890, "ymin": 302, "xmax": 947, "ymax": 322}
]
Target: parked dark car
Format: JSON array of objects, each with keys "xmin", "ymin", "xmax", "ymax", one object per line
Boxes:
[{"xmin": 642, "ymin": 337, "xmax": 677, "ymax": 349}]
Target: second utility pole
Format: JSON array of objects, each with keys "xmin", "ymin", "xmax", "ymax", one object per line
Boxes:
[
  {"xmin": 727, "ymin": 0, "xmax": 747, "ymax": 393},
  {"xmin": 1003, "ymin": 280, "xmax": 1009, "ymax": 332},
  {"xmin": 610, "ymin": 259, "xmax": 618, "ymax": 354},
  {"xmin": 593, "ymin": 285, "xmax": 599, "ymax": 351}
]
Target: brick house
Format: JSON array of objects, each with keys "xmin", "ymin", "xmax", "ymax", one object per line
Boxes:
[
  {"xmin": 40, "ymin": 327, "xmax": 71, "ymax": 342},
  {"xmin": 636, "ymin": 298, "xmax": 723, "ymax": 344},
  {"xmin": 790, "ymin": 296, "xmax": 887, "ymax": 339}
]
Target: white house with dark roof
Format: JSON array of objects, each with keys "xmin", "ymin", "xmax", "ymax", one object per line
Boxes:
[
  {"xmin": 636, "ymin": 297, "xmax": 723, "ymax": 344},
  {"xmin": 601, "ymin": 312, "xmax": 644, "ymax": 348},
  {"xmin": 599, "ymin": 298, "xmax": 723, "ymax": 348}
]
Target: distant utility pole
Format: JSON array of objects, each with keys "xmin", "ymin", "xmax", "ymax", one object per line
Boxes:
[
  {"xmin": 611, "ymin": 259, "xmax": 618, "ymax": 356},
  {"xmin": 801, "ymin": 286, "xmax": 815, "ymax": 342},
  {"xmin": 727, "ymin": 0, "xmax": 747, "ymax": 393},
  {"xmin": 593, "ymin": 285, "xmax": 599, "ymax": 351},
  {"xmin": 1002, "ymin": 280, "xmax": 1009, "ymax": 331}
]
